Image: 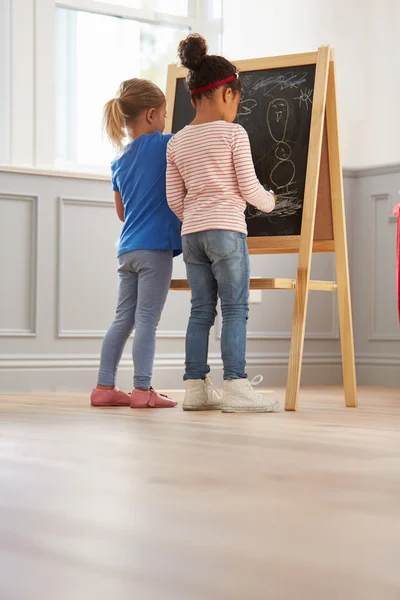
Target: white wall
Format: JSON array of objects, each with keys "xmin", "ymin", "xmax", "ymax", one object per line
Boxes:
[
  {"xmin": 1, "ymin": 166, "xmax": 399, "ymax": 392},
  {"xmin": 348, "ymin": 166, "xmax": 400, "ymax": 386},
  {"xmin": 223, "ymin": 0, "xmax": 400, "ymax": 169},
  {"xmin": 0, "ymin": 169, "xmax": 342, "ymax": 392}
]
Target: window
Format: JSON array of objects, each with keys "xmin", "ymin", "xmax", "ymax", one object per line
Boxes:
[
  {"xmin": 96, "ymin": 0, "xmax": 189, "ymax": 16},
  {"xmin": 56, "ymin": 7, "xmax": 187, "ymax": 169},
  {"xmin": 4, "ymin": 0, "xmax": 221, "ymax": 170}
]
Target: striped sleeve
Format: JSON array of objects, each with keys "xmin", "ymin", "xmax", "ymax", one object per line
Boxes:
[
  {"xmin": 166, "ymin": 138, "xmax": 186, "ymax": 222},
  {"xmin": 232, "ymin": 126, "xmax": 275, "ymax": 213}
]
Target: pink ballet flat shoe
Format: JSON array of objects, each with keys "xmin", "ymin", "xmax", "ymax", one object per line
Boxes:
[
  {"xmin": 130, "ymin": 387, "xmax": 177, "ymax": 408},
  {"xmin": 90, "ymin": 387, "xmax": 131, "ymax": 407}
]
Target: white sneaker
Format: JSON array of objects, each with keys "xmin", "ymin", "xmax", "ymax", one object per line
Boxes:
[
  {"xmin": 183, "ymin": 375, "xmax": 222, "ymax": 411},
  {"xmin": 221, "ymin": 375, "xmax": 279, "ymax": 413}
]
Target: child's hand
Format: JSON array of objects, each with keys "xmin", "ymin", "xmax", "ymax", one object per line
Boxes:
[{"xmin": 266, "ymin": 188, "xmax": 277, "ymax": 206}]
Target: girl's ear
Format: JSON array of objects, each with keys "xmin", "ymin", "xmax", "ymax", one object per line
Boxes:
[
  {"xmin": 146, "ymin": 108, "xmax": 156, "ymax": 123},
  {"xmin": 222, "ymin": 87, "xmax": 233, "ymax": 103},
  {"xmin": 190, "ymin": 98, "xmax": 196, "ymax": 109}
]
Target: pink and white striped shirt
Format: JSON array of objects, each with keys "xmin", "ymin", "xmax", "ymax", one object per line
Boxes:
[{"xmin": 166, "ymin": 120, "xmax": 275, "ymax": 236}]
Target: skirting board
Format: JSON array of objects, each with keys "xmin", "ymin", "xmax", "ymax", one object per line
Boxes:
[{"xmin": 0, "ymin": 353, "xmax": 399, "ymax": 392}]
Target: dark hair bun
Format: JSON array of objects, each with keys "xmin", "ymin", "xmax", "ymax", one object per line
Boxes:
[{"xmin": 178, "ymin": 34, "xmax": 208, "ymax": 70}]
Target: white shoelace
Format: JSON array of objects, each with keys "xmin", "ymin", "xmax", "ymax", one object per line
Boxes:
[
  {"xmin": 250, "ymin": 374, "xmax": 264, "ymax": 386},
  {"xmin": 248, "ymin": 375, "xmax": 276, "ymax": 402},
  {"xmin": 205, "ymin": 374, "xmax": 222, "ymax": 398}
]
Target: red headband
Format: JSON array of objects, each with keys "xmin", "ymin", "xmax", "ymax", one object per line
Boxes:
[{"xmin": 190, "ymin": 73, "xmax": 239, "ymax": 95}]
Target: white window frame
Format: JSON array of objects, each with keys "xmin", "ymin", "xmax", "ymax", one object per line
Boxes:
[
  {"xmin": 58, "ymin": 0, "xmax": 198, "ymax": 26},
  {"xmin": 5, "ymin": 0, "xmax": 222, "ymax": 171}
]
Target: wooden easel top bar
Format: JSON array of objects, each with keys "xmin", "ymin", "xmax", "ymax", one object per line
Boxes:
[
  {"xmin": 229, "ymin": 51, "xmax": 319, "ymax": 71},
  {"xmin": 168, "ymin": 51, "xmax": 319, "ymax": 80}
]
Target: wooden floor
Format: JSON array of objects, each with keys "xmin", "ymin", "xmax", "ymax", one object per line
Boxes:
[{"xmin": 0, "ymin": 388, "xmax": 399, "ymax": 600}]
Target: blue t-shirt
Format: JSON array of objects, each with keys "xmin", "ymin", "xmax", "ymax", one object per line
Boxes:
[{"xmin": 111, "ymin": 132, "xmax": 182, "ymax": 258}]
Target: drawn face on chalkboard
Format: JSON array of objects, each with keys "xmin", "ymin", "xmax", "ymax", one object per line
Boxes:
[
  {"xmin": 275, "ymin": 142, "xmax": 292, "ymax": 160},
  {"xmin": 267, "ymin": 98, "xmax": 289, "ymax": 143}
]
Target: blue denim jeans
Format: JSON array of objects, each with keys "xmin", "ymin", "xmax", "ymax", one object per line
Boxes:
[
  {"xmin": 97, "ymin": 249, "xmax": 173, "ymax": 389},
  {"xmin": 183, "ymin": 230, "xmax": 249, "ymax": 381}
]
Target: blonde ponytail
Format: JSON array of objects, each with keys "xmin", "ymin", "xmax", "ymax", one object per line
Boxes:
[
  {"xmin": 103, "ymin": 78, "xmax": 165, "ymax": 151},
  {"xmin": 103, "ymin": 97, "xmax": 125, "ymax": 150}
]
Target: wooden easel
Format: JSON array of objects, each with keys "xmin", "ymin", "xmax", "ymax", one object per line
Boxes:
[{"xmin": 166, "ymin": 46, "xmax": 358, "ymax": 411}]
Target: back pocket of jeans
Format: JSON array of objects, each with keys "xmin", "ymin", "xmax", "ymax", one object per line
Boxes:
[{"xmin": 205, "ymin": 231, "xmax": 239, "ymax": 259}]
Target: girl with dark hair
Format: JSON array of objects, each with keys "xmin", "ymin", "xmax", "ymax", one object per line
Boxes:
[{"xmin": 167, "ymin": 34, "xmax": 279, "ymax": 413}]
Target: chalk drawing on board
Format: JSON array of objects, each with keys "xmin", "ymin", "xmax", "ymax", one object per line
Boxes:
[
  {"xmin": 294, "ymin": 87, "xmax": 313, "ymax": 110},
  {"xmin": 247, "ymin": 95, "xmax": 303, "ymax": 221},
  {"xmin": 232, "ymin": 66, "xmax": 315, "ymax": 226},
  {"xmin": 243, "ymin": 75, "xmax": 252, "ymax": 87},
  {"xmin": 266, "ymin": 98, "xmax": 295, "ymax": 191},
  {"xmin": 247, "ymin": 188, "xmax": 302, "ymax": 220},
  {"xmin": 272, "ymin": 189, "xmax": 302, "ymax": 217},
  {"xmin": 253, "ymin": 71, "xmax": 308, "ymax": 97},
  {"xmin": 266, "ymin": 98, "xmax": 289, "ymax": 143},
  {"xmin": 270, "ymin": 142, "xmax": 296, "ymax": 190},
  {"xmin": 237, "ymin": 98, "xmax": 258, "ymax": 117}
]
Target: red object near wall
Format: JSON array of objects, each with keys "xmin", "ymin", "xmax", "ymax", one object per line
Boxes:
[{"xmin": 394, "ymin": 203, "xmax": 400, "ymax": 322}]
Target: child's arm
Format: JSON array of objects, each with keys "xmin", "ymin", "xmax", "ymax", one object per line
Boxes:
[
  {"xmin": 232, "ymin": 127, "xmax": 276, "ymax": 213},
  {"xmin": 111, "ymin": 164, "xmax": 124, "ymax": 222},
  {"xmin": 166, "ymin": 140, "xmax": 186, "ymax": 221},
  {"xmin": 114, "ymin": 191, "xmax": 125, "ymax": 222}
]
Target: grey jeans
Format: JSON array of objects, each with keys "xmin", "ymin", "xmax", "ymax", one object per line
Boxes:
[{"xmin": 97, "ymin": 249, "xmax": 173, "ymax": 389}]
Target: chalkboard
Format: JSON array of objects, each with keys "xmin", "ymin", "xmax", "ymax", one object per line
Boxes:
[{"xmin": 171, "ymin": 64, "xmax": 333, "ymax": 240}]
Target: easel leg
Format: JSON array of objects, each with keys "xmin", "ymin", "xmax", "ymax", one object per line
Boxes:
[
  {"xmin": 285, "ymin": 46, "xmax": 331, "ymax": 411},
  {"xmin": 335, "ymin": 236, "xmax": 358, "ymax": 407},
  {"xmin": 285, "ymin": 272, "xmax": 310, "ymax": 410},
  {"xmin": 326, "ymin": 57, "xmax": 358, "ymax": 408}
]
